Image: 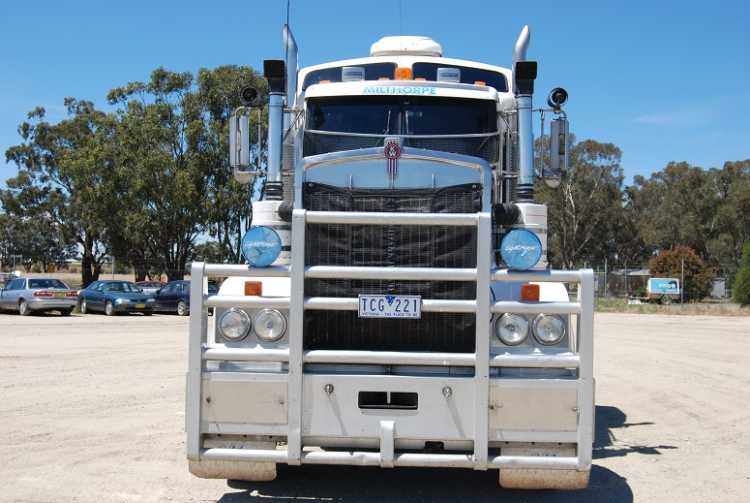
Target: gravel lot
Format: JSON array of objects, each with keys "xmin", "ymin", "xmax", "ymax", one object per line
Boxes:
[{"xmin": 1, "ymin": 312, "xmax": 749, "ymax": 502}]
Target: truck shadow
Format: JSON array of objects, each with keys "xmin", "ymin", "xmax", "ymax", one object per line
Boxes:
[
  {"xmin": 216, "ymin": 406, "xmax": 651, "ymax": 503},
  {"xmin": 594, "ymin": 404, "xmax": 676, "ymax": 459}
]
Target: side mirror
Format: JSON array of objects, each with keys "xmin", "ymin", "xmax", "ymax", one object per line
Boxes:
[
  {"xmin": 546, "ymin": 116, "xmax": 569, "ymax": 188},
  {"xmin": 229, "ymin": 106, "xmax": 256, "ymax": 184}
]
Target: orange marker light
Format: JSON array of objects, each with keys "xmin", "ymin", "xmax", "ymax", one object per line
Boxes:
[
  {"xmin": 244, "ymin": 281, "xmax": 263, "ymax": 296},
  {"xmin": 394, "ymin": 67, "xmax": 413, "ymax": 80},
  {"xmin": 474, "ymin": 80, "xmax": 487, "ymax": 86},
  {"xmin": 319, "ymin": 79, "xmax": 331, "ymax": 84},
  {"xmin": 520, "ymin": 283, "xmax": 540, "ymax": 302}
]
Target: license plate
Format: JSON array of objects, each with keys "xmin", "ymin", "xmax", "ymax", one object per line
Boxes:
[
  {"xmin": 135, "ymin": 303, "xmax": 146, "ymax": 309},
  {"xmin": 358, "ymin": 295, "xmax": 421, "ymax": 319},
  {"xmin": 54, "ymin": 292, "xmax": 65, "ymax": 298}
]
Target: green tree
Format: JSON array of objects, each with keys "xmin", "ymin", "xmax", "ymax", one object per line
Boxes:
[
  {"xmin": 194, "ymin": 65, "xmax": 267, "ymax": 262},
  {"xmin": 536, "ymin": 139, "xmax": 630, "ymax": 269},
  {"xmin": 107, "ymin": 68, "xmax": 208, "ymax": 280},
  {"xmin": 4, "ymin": 102, "xmax": 116, "ymax": 286},
  {"xmin": 732, "ymin": 241, "xmax": 750, "ymax": 306},
  {"xmin": 649, "ymin": 246, "xmax": 713, "ymax": 301}
]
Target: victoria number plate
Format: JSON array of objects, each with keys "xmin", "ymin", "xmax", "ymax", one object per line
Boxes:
[{"xmin": 358, "ymin": 295, "xmax": 421, "ymax": 319}]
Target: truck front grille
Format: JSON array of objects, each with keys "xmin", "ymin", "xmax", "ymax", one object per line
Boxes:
[{"xmin": 303, "ymin": 182, "xmax": 480, "ymax": 353}]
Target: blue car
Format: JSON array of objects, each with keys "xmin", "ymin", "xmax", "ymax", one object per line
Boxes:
[
  {"xmin": 152, "ymin": 280, "xmax": 219, "ymax": 316},
  {"xmin": 78, "ymin": 280, "xmax": 155, "ymax": 316}
]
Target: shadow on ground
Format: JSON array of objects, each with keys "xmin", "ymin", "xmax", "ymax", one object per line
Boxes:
[
  {"xmin": 594, "ymin": 404, "xmax": 677, "ymax": 459},
  {"xmin": 213, "ymin": 404, "xmax": 677, "ymax": 502}
]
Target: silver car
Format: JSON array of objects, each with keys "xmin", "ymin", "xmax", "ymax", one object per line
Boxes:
[{"xmin": 0, "ymin": 277, "xmax": 78, "ymax": 316}]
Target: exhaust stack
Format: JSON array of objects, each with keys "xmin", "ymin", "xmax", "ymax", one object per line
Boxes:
[{"xmin": 513, "ymin": 26, "xmax": 537, "ymax": 202}]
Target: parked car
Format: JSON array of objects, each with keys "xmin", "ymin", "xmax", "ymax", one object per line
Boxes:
[
  {"xmin": 152, "ymin": 280, "xmax": 219, "ymax": 315},
  {"xmin": 135, "ymin": 281, "xmax": 166, "ymax": 295},
  {"xmin": 0, "ymin": 277, "xmax": 78, "ymax": 316},
  {"xmin": 78, "ymin": 280, "xmax": 155, "ymax": 316}
]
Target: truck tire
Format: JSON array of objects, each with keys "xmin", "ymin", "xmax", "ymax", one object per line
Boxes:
[
  {"xmin": 19, "ymin": 300, "xmax": 31, "ymax": 316},
  {"xmin": 660, "ymin": 295, "xmax": 672, "ymax": 305},
  {"xmin": 499, "ymin": 468, "xmax": 590, "ymax": 490},
  {"xmin": 189, "ymin": 459, "xmax": 277, "ymax": 482}
]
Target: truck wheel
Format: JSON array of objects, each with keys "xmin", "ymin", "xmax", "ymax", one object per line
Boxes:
[
  {"xmin": 177, "ymin": 301, "xmax": 188, "ymax": 316},
  {"xmin": 660, "ymin": 295, "xmax": 672, "ymax": 305},
  {"xmin": 189, "ymin": 460, "xmax": 277, "ymax": 482},
  {"xmin": 19, "ymin": 300, "xmax": 31, "ymax": 316},
  {"xmin": 105, "ymin": 301, "xmax": 115, "ymax": 316},
  {"xmin": 79, "ymin": 299, "xmax": 88, "ymax": 314},
  {"xmin": 499, "ymin": 468, "xmax": 590, "ymax": 490}
]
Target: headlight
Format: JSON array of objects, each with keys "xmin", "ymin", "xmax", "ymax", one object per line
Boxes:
[
  {"xmin": 495, "ymin": 313, "xmax": 529, "ymax": 346},
  {"xmin": 532, "ymin": 314, "xmax": 566, "ymax": 345},
  {"xmin": 147, "ymin": 298, "xmax": 155, "ymax": 303},
  {"xmin": 253, "ymin": 309, "xmax": 287, "ymax": 342},
  {"xmin": 218, "ymin": 308, "xmax": 252, "ymax": 341},
  {"xmin": 115, "ymin": 298, "xmax": 129, "ymax": 305}
]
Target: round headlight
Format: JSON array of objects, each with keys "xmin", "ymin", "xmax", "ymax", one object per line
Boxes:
[
  {"xmin": 495, "ymin": 313, "xmax": 529, "ymax": 346},
  {"xmin": 532, "ymin": 314, "xmax": 566, "ymax": 345},
  {"xmin": 218, "ymin": 308, "xmax": 252, "ymax": 341},
  {"xmin": 253, "ymin": 309, "xmax": 287, "ymax": 342}
]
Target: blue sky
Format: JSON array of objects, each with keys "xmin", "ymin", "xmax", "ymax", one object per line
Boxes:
[{"xmin": 1, "ymin": 0, "xmax": 748, "ymax": 186}]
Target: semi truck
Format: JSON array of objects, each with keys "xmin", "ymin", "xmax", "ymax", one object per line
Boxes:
[{"xmin": 186, "ymin": 25, "xmax": 595, "ymax": 490}]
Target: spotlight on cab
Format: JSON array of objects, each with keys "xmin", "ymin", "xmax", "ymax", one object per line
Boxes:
[
  {"xmin": 240, "ymin": 86, "xmax": 259, "ymax": 106},
  {"xmin": 547, "ymin": 87, "xmax": 568, "ymax": 110}
]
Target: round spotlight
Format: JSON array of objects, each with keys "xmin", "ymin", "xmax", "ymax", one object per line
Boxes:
[
  {"xmin": 218, "ymin": 308, "xmax": 252, "ymax": 341},
  {"xmin": 241, "ymin": 226, "xmax": 282, "ymax": 267},
  {"xmin": 532, "ymin": 314, "xmax": 566, "ymax": 345},
  {"xmin": 547, "ymin": 87, "xmax": 568, "ymax": 109},
  {"xmin": 253, "ymin": 309, "xmax": 287, "ymax": 342},
  {"xmin": 500, "ymin": 229, "xmax": 543, "ymax": 271},
  {"xmin": 495, "ymin": 313, "xmax": 529, "ymax": 346},
  {"xmin": 240, "ymin": 86, "xmax": 259, "ymax": 106}
]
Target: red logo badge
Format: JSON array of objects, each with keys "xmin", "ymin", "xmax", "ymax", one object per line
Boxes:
[{"xmin": 384, "ymin": 138, "xmax": 401, "ymax": 179}]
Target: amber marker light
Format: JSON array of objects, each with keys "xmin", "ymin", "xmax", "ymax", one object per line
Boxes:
[
  {"xmin": 520, "ymin": 283, "xmax": 540, "ymax": 302},
  {"xmin": 394, "ymin": 67, "xmax": 413, "ymax": 80},
  {"xmin": 244, "ymin": 281, "xmax": 263, "ymax": 296}
]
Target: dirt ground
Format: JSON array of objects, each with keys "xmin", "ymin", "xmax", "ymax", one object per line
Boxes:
[{"xmin": 1, "ymin": 312, "xmax": 749, "ymax": 502}]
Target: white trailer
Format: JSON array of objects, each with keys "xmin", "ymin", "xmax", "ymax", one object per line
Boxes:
[{"xmin": 187, "ymin": 26, "xmax": 594, "ymax": 490}]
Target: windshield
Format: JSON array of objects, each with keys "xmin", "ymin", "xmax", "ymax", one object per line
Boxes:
[
  {"xmin": 304, "ymin": 96, "xmax": 498, "ymax": 162},
  {"xmin": 307, "ymin": 96, "xmax": 496, "ymax": 135},
  {"xmin": 29, "ymin": 279, "xmax": 68, "ymax": 289},
  {"xmin": 105, "ymin": 282, "xmax": 141, "ymax": 293}
]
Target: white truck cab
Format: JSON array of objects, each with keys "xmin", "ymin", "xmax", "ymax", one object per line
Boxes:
[{"xmin": 186, "ymin": 27, "xmax": 594, "ymax": 491}]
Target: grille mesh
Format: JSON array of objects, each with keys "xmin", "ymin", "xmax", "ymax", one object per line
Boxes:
[{"xmin": 303, "ymin": 182, "xmax": 481, "ymax": 352}]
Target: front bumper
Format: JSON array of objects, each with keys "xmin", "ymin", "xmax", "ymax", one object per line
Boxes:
[
  {"xmin": 114, "ymin": 302, "xmax": 154, "ymax": 313},
  {"xmin": 193, "ymin": 370, "xmax": 592, "ymax": 468}
]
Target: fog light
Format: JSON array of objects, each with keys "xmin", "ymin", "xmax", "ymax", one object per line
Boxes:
[
  {"xmin": 532, "ymin": 314, "xmax": 566, "ymax": 345},
  {"xmin": 495, "ymin": 313, "xmax": 529, "ymax": 346},
  {"xmin": 253, "ymin": 309, "xmax": 287, "ymax": 342},
  {"xmin": 219, "ymin": 308, "xmax": 252, "ymax": 341}
]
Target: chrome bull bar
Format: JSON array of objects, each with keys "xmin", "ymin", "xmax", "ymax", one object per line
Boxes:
[{"xmin": 187, "ymin": 209, "xmax": 594, "ymax": 472}]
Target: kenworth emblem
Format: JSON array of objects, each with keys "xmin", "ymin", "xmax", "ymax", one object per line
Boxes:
[{"xmin": 384, "ymin": 137, "xmax": 402, "ymax": 181}]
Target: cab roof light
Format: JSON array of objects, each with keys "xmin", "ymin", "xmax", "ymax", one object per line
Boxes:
[
  {"xmin": 520, "ymin": 283, "xmax": 540, "ymax": 302},
  {"xmin": 394, "ymin": 67, "xmax": 413, "ymax": 80},
  {"xmin": 244, "ymin": 281, "xmax": 263, "ymax": 296}
]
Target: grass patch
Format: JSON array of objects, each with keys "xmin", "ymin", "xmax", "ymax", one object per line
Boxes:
[{"xmin": 595, "ymin": 297, "xmax": 749, "ymax": 316}]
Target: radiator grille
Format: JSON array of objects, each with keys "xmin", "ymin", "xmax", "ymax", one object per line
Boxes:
[{"xmin": 303, "ymin": 182, "xmax": 480, "ymax": 352}]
